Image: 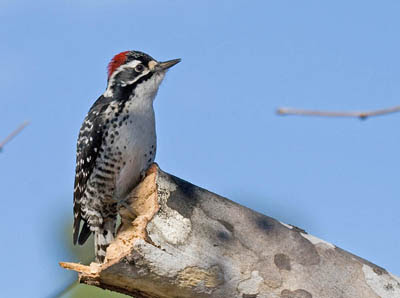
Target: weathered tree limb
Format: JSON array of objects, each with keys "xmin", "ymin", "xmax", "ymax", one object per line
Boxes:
[
  {"xmin": 60, "ymin": 164, "xmax": 400, "ymax": 297},
  {"xmin": 276, "ymin": 105, "xmax": 400, "ymax": 119}
]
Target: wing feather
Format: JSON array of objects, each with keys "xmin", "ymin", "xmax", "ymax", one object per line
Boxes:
[{"xmin": 73, "ymin": 95, "xmax": 112, "ymax": 245}]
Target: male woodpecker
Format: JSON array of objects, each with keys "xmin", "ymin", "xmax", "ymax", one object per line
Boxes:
[{"xmin": 73, "ymin": 51, "xmax": 180, "ymax": 262}]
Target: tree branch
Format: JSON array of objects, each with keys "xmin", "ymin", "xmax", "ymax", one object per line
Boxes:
[
  {"xmin": 277, "ymin": 105, "xmax": 400, "ymax": 119},
  {"xmin": 0, "ymin": 121, "xmax": 30, "ymax": 152},
  {"xmin": 60, "ymin": 164, "xmax": 400, "ymax": 297}
]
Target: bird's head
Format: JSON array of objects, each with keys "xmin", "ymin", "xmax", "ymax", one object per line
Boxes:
[{"xmin": 104, "ymin": 50, "xmax": 180, "ymax": 98}]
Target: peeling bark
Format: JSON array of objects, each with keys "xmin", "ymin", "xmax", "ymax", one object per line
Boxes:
[{"xmin": 60, "ymin": 164, "xmax": 400, "ymax": 298}]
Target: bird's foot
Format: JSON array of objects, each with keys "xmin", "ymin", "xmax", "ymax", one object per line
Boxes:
[{"xmin": 117, "ymin": 199, "xmax": 137, "ymax": 218}]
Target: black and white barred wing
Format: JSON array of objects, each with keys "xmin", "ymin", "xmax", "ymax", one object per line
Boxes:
[{"xmin": 73, "ymin": 96, "xmax": 110, "ymax": 245}]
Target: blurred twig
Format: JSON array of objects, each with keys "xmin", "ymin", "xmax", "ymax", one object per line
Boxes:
[
  {"xmin": 46, "ymin": 280, "xmax": 78, "ymax": 298},
  {"xmin": 0, "ymin": 121, "xmax": 30, "ymax": 152},
  {"xmin": 276, "ymin": 105, "xmax": 400, "ymax": 120}
]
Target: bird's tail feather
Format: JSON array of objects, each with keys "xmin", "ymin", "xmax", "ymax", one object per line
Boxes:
[
  {"xmin": 77, "ymin": 221, "xmax": 91, "ymax": 245},
  {"xmin": 94, "ymin": 221, "xmax": 115, "ymax": 263}
]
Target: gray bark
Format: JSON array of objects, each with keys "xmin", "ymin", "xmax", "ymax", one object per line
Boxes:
[{"xmin": 61, "ymin": 164, "xmax": 400, "ymax": 298}]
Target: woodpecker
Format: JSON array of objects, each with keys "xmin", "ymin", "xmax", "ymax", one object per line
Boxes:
[{"xmin": 73, "ymin": 50, "xmax": 180, "ymax": 262}]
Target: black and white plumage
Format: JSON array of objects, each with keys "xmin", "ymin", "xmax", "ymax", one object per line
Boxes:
[{"xmin": 73, "ymin": 51, "xmax": 180, "ymax": 262}]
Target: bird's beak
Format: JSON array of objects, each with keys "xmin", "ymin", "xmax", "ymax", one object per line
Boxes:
[{"xmin": 157, "ymin": 59, "xmax": 181, "ymax": 71}]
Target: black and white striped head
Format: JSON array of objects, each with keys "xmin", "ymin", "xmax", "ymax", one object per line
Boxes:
[{"xmin": 104, "ymin": 50, "xmax": 180, "ymax": 98}]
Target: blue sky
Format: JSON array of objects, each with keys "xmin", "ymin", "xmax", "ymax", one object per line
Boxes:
[{"xmin": 1, "ymin": 1, "xmax": 400, "ymax": 297}]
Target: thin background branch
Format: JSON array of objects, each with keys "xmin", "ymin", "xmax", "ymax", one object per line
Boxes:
[
  {"xmin": 0, "ymin": 121, "xmax": 30, "ymax": 151},
  {"xmin": 276, "ymin": 105, "xmax": 400, "ymax": 120}
]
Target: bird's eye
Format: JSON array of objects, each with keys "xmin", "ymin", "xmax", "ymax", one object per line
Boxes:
[{"xmin": 135, "ymin": 64, "xmax": 145, "ymax": 72}]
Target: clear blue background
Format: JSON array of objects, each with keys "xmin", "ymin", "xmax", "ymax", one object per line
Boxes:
[{"xmin": 1, "ymin": 1, "xmax": 399, "ymax": 297}]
